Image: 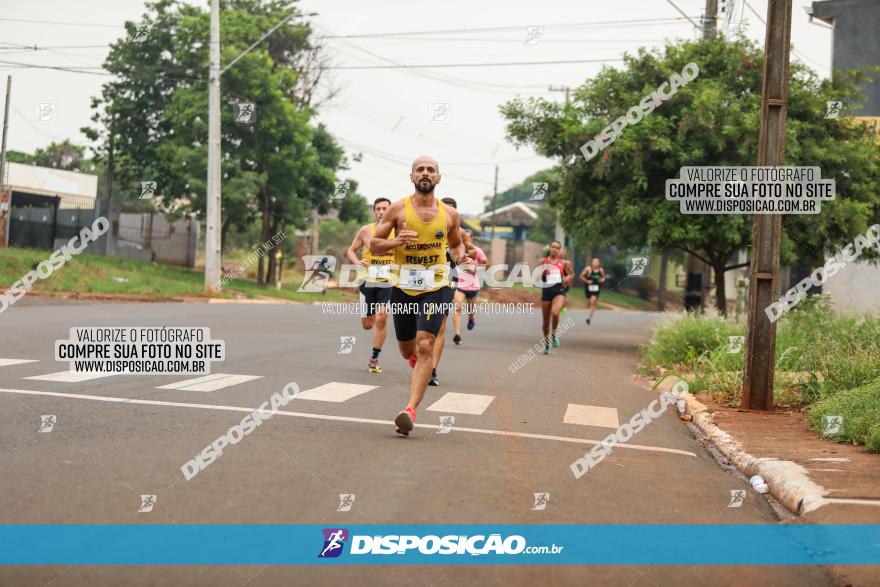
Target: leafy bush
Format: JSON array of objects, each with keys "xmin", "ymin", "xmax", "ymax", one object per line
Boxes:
[{"xmin": 641, "ymin": 295, "xmax": 880, "ymax": 406}]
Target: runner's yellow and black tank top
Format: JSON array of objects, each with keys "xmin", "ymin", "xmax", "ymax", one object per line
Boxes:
[
  {"xmin": 393, "ymin": 196, "xmax": 449, "ymax": 296},
  {"xmin": 362, "ymin": 223, "xmax": 395, "ymax": 283}
]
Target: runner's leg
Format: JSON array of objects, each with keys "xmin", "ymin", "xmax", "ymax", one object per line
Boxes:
[
  {"xmin": 408, "ymin": 330, "xmax": 436, "ymax": 410},
  {"xmin": 551, "ymin": 294, "xmax": 565, "ymax": 335},
  {"xmin": 452, "ymin": 289, "xmax": 465, "ymax": 336},
  {"xmin": 540, "ymin": 299, "xmax": 552, "ymax": 354},
  {"xmin": 373, "ymin": 306, "xmax": 388, "ymax": 349},
  {"xmin": 433, "ymin": 317, "xmax": 446, "ymax": 367},
  {"xmin": 398, "ymin": 338, "xmax": 417, "ymax": 361}
]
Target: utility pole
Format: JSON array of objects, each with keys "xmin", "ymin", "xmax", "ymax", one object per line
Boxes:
[
  {"xmin": 95, "ymin": 113, "xmax": 114, "ymax": 255},
  {"xmin": 311, "ymin": 210, "xmax": 319, "ymax": 256},
  {"xmin": 0, "ymin": 76, "xmax": 10, "ymax": 186},
  {"xmin": 703, "ymin": 0, "xmax": 719, "ymax": 38},
  {"xmin": 548, "ymin": 85, "xmax": 571, "ymax": 247},
  {"xmin": 490, "ymin": 164, "xmax": 498, "ymax": 240},
  {"xmin": 741, "ymin": 0, "xmax": 793, "ymax": 411},
  {"xmin": 0, "ymin": 76, "xmax": 10, "ymax": 247},
  {"xmin": 548, "ymin": 85, "xmax": 570, "ymax": 104},
  {"xmin": 204, "ymin": 0, "xmax": 222, "ymax": 294}
]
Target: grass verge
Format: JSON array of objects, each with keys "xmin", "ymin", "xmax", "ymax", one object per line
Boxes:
[
  {"xmin": 0, "ymin": 246, "xmax": 354, "ymax": 303},
  {"xmin": 640, "ymin": 295, "xmax": 880, "ymax": 449},
  {"xmin": 808, "ymin": 378, "xmax": 880, "ymax": 452}
]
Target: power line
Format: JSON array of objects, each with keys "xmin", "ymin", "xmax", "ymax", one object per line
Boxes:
[
  {"xmin": 325, "ymin": 57, "xmax": 624, "ymax": 70},
  {"xmin": 0, "ymin": 60, "xmax": 110, "ymax": 76},
  {"xmin": 741, "ymin": 0, "xmax": 829, "ymax": 71},
  {"xmin": 313, "ymin": 16, "xmax": 701, "ymax": 39},
  {"xmin": 350, "ymin": 36, "xmax": 671, "ymax": 44},
  {"xmin": 0, "ymin": 17, "xmax": 122, "ymax": 29},
  {"xmin": 662, "ymin": 0, "xmax": 702, "ymax": 29},
  {"xmin": 324, "ymin": 29, "xmax": 553, "ymax": 95}
]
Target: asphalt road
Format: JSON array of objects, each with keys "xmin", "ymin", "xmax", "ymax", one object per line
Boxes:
[{"xmin": 0, "ymin": 300, "xmax": 835, "ymax": 586}]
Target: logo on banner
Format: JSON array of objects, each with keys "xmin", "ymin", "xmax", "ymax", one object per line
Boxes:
[{"xmin": 318, "ymin": 528, "xmax": 349, "ymax": 558}]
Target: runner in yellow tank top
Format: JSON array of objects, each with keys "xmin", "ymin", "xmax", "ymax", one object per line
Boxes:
[
  {"xmin": 370, "ymin": 155, "xmax": 472, "ymax": 436},
  {"xmin": 346, "ymin": 197, "xmax": 395, "ymax": 373}
]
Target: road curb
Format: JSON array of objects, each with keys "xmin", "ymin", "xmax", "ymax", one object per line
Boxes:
[{"xmin": 678, "ymin": 391, "xmax": 828, "ymax": 515}]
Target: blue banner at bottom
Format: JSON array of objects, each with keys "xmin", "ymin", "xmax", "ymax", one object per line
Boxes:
[{"xmin": 0, "ymin": 525, "xmax": 878, "ymax": 565}]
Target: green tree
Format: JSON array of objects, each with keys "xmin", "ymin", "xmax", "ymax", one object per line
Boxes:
[
  {"xmin": 502, "ymin": 36, "xmax": 880, "ymax": 314},
  {"xmin": 335, "ymin": 179, "xmax": 370, "ymax": 224},
  {"xmin": 83, "ymin": 0, "xmax": 345, "ymax": 284},
  {"xmin": 33, "ymin": 140, "xmax": 88, "ymax": 171},
  {"xmin": 6, "ymin": 141, "xmax": 89, "ymax": 172}
]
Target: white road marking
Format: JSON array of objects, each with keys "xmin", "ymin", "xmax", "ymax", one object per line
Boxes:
[
  {"xmin": 0, "ymin": 387, "xmax": 697, "ymax": 457},
  {"xmin": 825, "ymin": 498, "xmax": 880, "ymax": 507},
  {"xmin": 426, "ymin": 392, "xmax": 494, "ymax": 415},
  {"xmin": 809, "ymin": 457, "xmax": 850, "ymax": 463},
  {"xmin": 563, "ymin": 404, "xmax": 620, "ymax": 428},
  {"xmin": 157, "ymin": 373, "xmax": 230, "ymax": 389},
  {"xmin": 157, "ymin": 373, "xmax": 262, "ymax": 392},
  {"xmin": 24, "ymin": 371, "xmax": 116, "ymax": 382},
  {"xmin": 0, "ymin": 359, "xmax": 39, "ymax": 367},
  {"xmin": 295, "ymin": 382, "xmax": 376, "ymax": 403}
]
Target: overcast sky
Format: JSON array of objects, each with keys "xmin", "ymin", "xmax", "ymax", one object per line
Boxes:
[{"xmin": 0, "ymin": 0, "xmax": 833, "ymax": 215}]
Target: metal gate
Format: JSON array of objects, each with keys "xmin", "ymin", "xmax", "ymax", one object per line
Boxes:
[{"xmin": 7, "ymin": 192, "xmax": 59, "ymax": 249}]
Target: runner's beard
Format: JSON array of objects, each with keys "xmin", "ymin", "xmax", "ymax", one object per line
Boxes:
[{"xmin": 414, "ymin": 179, "xmax": 436, "ymax": 194}]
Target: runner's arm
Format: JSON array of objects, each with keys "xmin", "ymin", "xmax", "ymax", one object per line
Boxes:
[
  {"xmin": 480, "ymin": 251, "xmax": 490, "ymax": 270},
  {"xmin": 370, "ymin": 201, "xmax": 405, "ymax": 255},
  {"xmin": 599, "ymin": 268, "xmax": 606, "ymax": 283},
  {"xmin": 446, "ymin": 209, "xmax": 471, "ymax": 266},
  {"xmin": 579, "ymin": 265, "xmax": 591, "ymax": 285},
  {"xmin": 563, "ymin": 260, "xmax": 575, "ymax": 287},
  {"xmin": 346, "ymin": 227, "xmax": 368, "ymax": 265}
]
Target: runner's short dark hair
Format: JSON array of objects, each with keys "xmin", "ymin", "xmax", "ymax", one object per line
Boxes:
[
  {"xmin": 441, "ymin": 197, "xmax": 457, "ymax": 209},
  {"xmin": 373, "ymin": 197, "xmax": 391, "ymax": 209}
]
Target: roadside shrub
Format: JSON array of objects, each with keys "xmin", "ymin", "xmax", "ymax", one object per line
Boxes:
[{"xmin": 808, "ymin": 377, "xmax": 880, "ymax": 452}]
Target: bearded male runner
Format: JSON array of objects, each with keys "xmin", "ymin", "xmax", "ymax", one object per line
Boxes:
[{"xmin": 370, "ymin": 156, "xmax": 471, "ymax": 436}]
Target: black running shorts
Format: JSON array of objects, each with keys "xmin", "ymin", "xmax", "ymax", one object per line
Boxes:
[
  {"xmin": 359, "ymin": 282, "xmax": 392, "ymax": 316},
  {"xmin": 391, "ymin": 286, "xmax": 453, "ymax": 341},
  {"xmin": 541, "ymin": 284, "xmax": 567, "ymax": 302}
]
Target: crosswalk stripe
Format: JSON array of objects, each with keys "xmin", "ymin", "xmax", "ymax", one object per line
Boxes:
[
  {"xmin": 426, "ymin": 392, "xmax": 495, "ymax": 415},
  {"xmin": 563, "ymin": 404, "xmax": 620, "ymax": 428},
  {"xmin": 0, "ymin": 359, "xmax": 39, "ymax": 367},
  {"xmin": 295, "ymin": 382, "xmax": 377, "ymax": 403},
  {"xmin": 24, "ymin": 371, "xmax": 116, "ymax": 382},
  {"xmin": 157, "ymin": 374, "xmax": 263, "ymax": 392},
  {"xmin": 156, "ymin": 373, "xmax": 234, "ymax": 390}
]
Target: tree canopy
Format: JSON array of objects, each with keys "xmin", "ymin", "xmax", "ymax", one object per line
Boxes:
[
  {"xmin": 501, "ymin": 35, "xmax": 880, "ymax": 312},
  {"xmin": 83, "ymin": 0, "xmax": 347, "ymax": 283}
]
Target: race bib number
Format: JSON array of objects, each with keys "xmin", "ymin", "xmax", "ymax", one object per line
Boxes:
[
  {"xmin": 403, "ymin": 268, "xmax": 435, "ymax": 290},
  {"xmin": 368, "ymin": 265, "xmax": 391, "ymax": 279},
  {"xmin": 588, "ymin": 284, "xmax": 599, "ymax": 292},
  {"xmin": 546, "ymin": 272, "xmax": 562, "ymax": 285}
]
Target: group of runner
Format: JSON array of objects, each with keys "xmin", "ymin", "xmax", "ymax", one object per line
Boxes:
[{"xmin": 344, "ymin": 154, "xmax": 607, "ymax": 436}]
